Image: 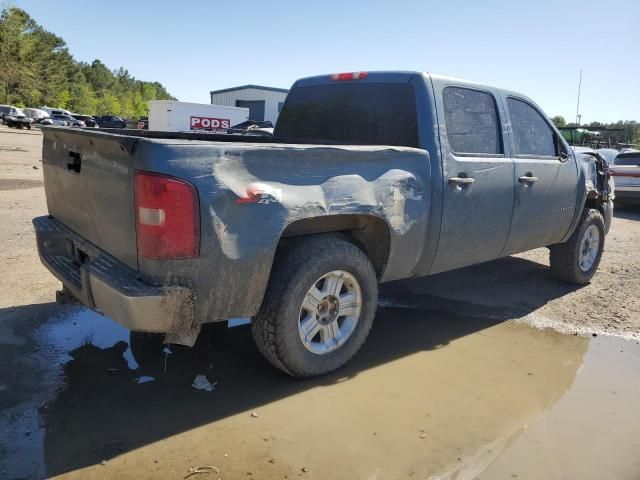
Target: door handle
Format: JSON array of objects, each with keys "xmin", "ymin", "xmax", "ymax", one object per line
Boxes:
[
  {"xmin": 518, "ymin": 175, "xmax": 538, "ymax": 184},
  {"xmin": 449, "ymin": 176, "xmax": 476, "ymax": 186}
]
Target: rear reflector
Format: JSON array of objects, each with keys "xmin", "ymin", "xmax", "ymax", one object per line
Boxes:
[
  {"xmin": 330, "ymin": 72, "xmax": 368, "ymax": 81},
  {"xmin": 135, "ymin": 171, "xmax": 199, "ymax": 259}
]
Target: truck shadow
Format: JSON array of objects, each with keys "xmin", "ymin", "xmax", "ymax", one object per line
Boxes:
[
  {"xmin": 613, "ymin": 204, "xmax": 640, "ymax": 220},
  {"xmin": 23, "ymin": 255, "xmax": 581, "ymax": 476}
]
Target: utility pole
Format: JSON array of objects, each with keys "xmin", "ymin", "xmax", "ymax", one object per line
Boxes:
[{"xmin": 575, "ymin": 69, "xmax": 582, "ymax": 126}]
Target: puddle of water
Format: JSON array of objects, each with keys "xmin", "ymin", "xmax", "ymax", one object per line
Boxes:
[
  {"xmin": 39, "ymin": 306, "xmax": 140, "ymax": 370},
  {"xmin": 228, "ymin": 317, "xmax": 251, "ymax": 328},
  {"xmin": 34, "ymin": 308, "xmax": 598, "ymax": 479},
  {"xmin": 1, "ymin": 307, "xmax": 139, "ymax": 479},
  {"xmin": 475, "ymin": 335, "xmax": 640, "ymax": 480},
  {"xmin": 0, "ymin": 405, "xmax": 46, "ymax": 480},
  {"xmin": 4, "ymin": 304, "xmax": 640, "ymax": 480}
]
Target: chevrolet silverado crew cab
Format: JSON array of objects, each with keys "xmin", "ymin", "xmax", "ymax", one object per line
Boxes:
[{"xmin": 34, "ymin": 71, "xmax": 612, "ymax": 377}]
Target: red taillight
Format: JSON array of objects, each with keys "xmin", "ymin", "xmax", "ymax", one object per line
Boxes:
[
  {"xmin": 135, "ymin": 171, "xmax": 199, "ymax": 259},
  {"xmin": 330, "ymin": 72, "xmax": 368, "ymax": 81}
]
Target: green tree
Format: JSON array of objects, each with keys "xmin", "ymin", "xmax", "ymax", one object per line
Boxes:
[
  {"xmin": 551, "ymin": 116, "xmax": 566, "ymax": 127},
  {"xmin": 96, "ymin": 90, "xmax": 121, "ymax": 115},
  {"xmin": 0, "ymin": 7, "xmax": 37, "ymax": 104},
  {"xmin": 0, "ymin": 6, "xmax": 175, "ymax": 116},
  {"xmin": 56, "ymin": 89, "xmax": 71, "ymax": 109}
]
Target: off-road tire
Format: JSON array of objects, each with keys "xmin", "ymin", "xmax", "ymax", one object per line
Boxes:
[
  {"xmin": 549, "ymin": 208, "xmax": 605, "ymax": 285},
  {"xmin": 252, "ymin": 235, "xmax": 378, "ymax": 378}
]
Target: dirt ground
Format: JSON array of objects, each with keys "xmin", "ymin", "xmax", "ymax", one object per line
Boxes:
[{"xmin": 1, "ymin": 125, "xmax": 639, "ymax": 480}]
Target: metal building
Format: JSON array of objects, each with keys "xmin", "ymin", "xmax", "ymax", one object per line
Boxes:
[{"xmin": 209, "ymin": 85, "xmax": 289, "ymax": 125}]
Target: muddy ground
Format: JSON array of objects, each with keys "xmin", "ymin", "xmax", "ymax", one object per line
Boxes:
[{"xmin": 1, "ymin": 125, "xmax": 639, "ymax": 479}]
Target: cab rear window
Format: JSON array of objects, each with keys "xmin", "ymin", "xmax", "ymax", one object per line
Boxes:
[{"xmin": 275, "ymin": 83, "xmax": 419, "ymax": 147}]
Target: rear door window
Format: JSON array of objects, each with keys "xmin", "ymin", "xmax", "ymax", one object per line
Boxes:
[
  {"xmin": 507, "ymin": 98, "xmax": 556, "ymax": 157},
  {"xmin": 275, "ymin": 83, "xmax": 419, "ymax": 147},
  {"xmin": 443, "ymin": 87, "xmax": 502, "ymax": 155}
]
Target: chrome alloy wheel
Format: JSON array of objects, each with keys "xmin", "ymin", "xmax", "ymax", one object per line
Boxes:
[
  {"xmin": 298, "ymin": 270, "xmax": 362, "ymax": 355},
  {"xmin": 579, "ymin": 224, "xmax": 600, "ymax": 272}
]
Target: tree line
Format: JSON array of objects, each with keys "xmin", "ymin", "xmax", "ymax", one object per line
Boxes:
[
  {"xmin": 551, "ymin": 116, "xmax": 639, "ymax": 147},
  {"xmin": 0, "ymin": 7, "xmax": 175, "ymax": 118}
]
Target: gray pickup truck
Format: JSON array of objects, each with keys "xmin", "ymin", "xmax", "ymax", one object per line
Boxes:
[{"xmin": 34, "ymin": 71, "xmax": 612, "ymax": 377}]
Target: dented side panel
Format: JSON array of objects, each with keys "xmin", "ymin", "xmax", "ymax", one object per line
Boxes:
[{"xmin": 133, "ymin": 141, "xmax": 431, "ymax": 322}]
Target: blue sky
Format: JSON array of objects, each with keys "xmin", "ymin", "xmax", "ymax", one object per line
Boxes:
[{"xmin": 10, "ymin": 0, "xmax": 640, "ymax": 122}]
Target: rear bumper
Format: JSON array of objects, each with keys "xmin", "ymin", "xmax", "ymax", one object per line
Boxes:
[{"xmin": 33, "ymin": 216, "xmax": 194, "ymax": 333}]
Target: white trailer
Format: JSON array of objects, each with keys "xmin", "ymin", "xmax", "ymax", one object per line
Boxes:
[{"xmin": 148, "ymin": 100, "xmax": 249, "ymax": 132}]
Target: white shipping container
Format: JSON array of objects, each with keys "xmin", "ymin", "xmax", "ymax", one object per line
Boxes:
[{"xmin": 148, "ymin": 100, "xmax": 249, "ymax": 132}]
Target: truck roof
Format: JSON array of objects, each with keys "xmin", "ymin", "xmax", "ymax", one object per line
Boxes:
[{"xmin": 292, "ymin": 70, "xmax": 539, "ymax": 108}]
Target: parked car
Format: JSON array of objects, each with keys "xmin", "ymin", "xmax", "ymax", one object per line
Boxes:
[
  {"xmin": 42, "ymin": 117, "xmax": 69, "ymax": 127},
  {"xmin": 23, "ymin": 107, "xmax": 49, "ymax": 121},
  {"xmin": 95, "ymin": 115, "xmax": 126, "ymax": 128},
  {"xmin": 609, "ymin": 151, "xmax": 640, "ymax": 204},
  {"xmin": 3, "ymin": 107, "xmax": 34, "ymax": 129},
  {"xmin": 0, "ymin": 105, "xmax": 33, "ymax": 126},
  {"xmin": 0, "ymin": 104, "xmax": 16, "ymax": 122},
  {"xmin": 72, "ymin": 114, "xmax": 99, "ymax": 128},
  {"xmin": 40, "ymin": 106, "xmax": 73, "ymax": 117},
  {"xmin": 126, "ymin": 117, "xmax": 149, "ymax": 129},
  {"xmin": 51, "ymin": 114, "xmax": 85, "ymax": 128},
  {"xmin": 22, "ymin": 107, "xmax": 58, "ymax": 126},
  {"xmin": 34, "ymin": 71, "xmax": 612, "ymax": 378},
  {"xmin": 228, "ymin": 120, "xmax": 275, "ymax": 136}
]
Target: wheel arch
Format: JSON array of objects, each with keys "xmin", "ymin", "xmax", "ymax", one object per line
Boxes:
[{"xmin": 278, "ymin": 214, "xmax": 392, "ymax": 279}]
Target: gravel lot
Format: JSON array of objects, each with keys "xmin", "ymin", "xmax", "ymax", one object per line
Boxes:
[{"xmin": 1, "ymin": 125, "xmax": 639, "ymax": 480}]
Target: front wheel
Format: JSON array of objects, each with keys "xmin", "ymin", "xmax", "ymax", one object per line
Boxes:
[
  {"xmin": 252, "ymin": 235, "xmax": 378, "ymax": 377},
  {"xmin": 549, "ymin": 208, "xmax": 605, "ymax": 285}
]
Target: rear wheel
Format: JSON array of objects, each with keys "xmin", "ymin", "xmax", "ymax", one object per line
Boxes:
[
  {"xmin": 549, "ymin": 208, "xmax": 605, "ymax": 285},
  {"xmin": 252, "ymin": 235, "xmax": 378, "ymax": 377}
]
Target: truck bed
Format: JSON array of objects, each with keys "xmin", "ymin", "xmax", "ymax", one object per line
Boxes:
[{"xmin": 38, "ymin": 126, "xmax": 430, "ymax": 335}]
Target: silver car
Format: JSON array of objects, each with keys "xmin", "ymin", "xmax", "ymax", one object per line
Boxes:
[{"xmin": 610, "ymin": 151, "xmax": 640, "ymax": 204}]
